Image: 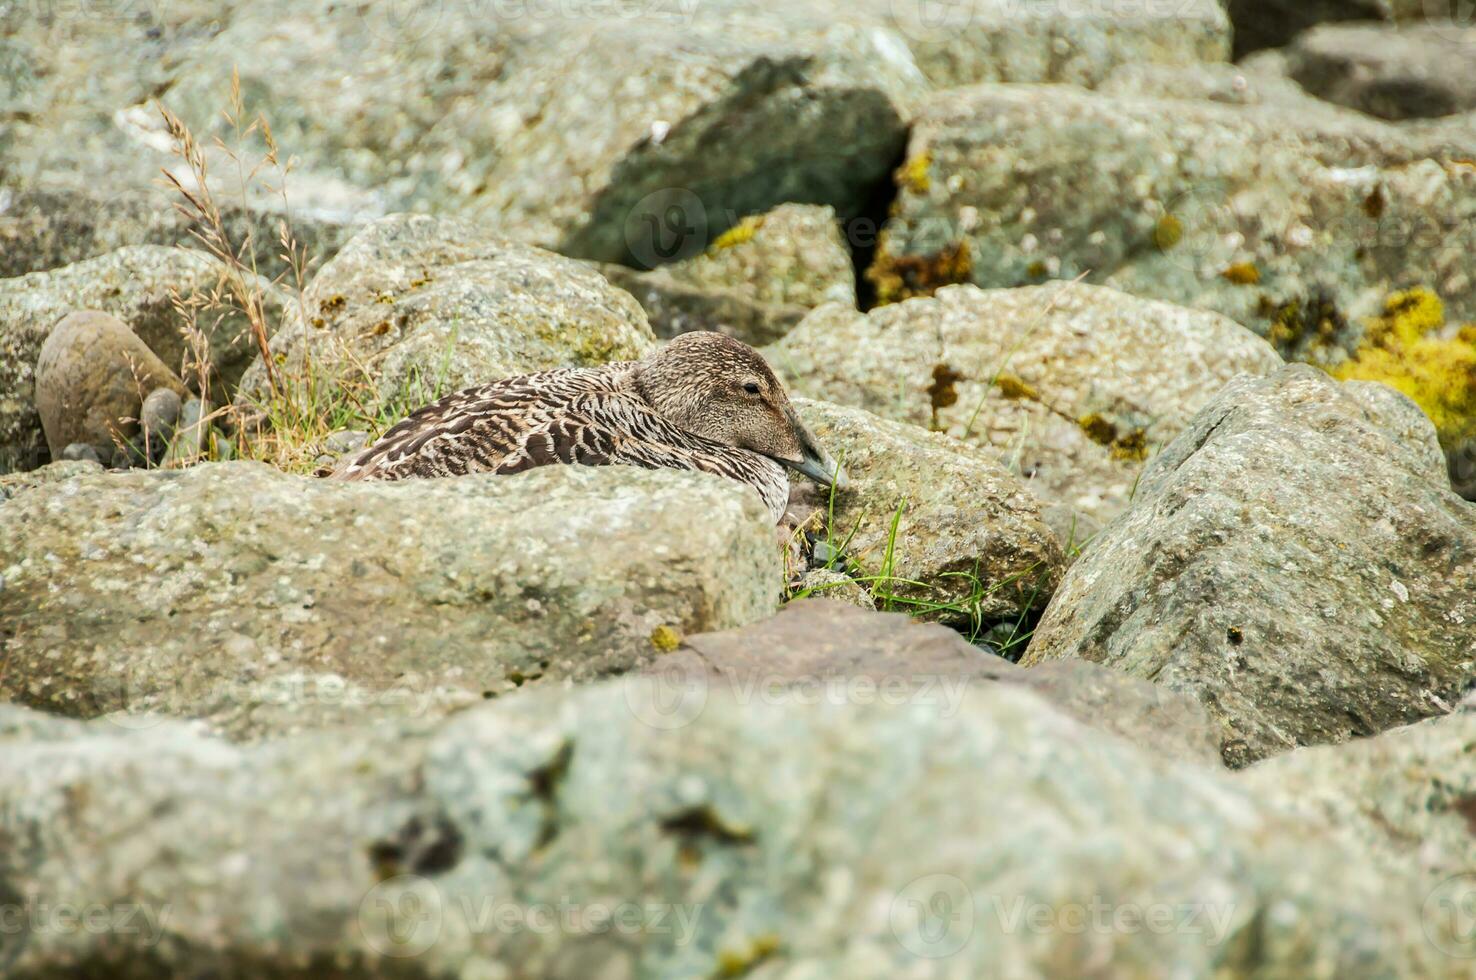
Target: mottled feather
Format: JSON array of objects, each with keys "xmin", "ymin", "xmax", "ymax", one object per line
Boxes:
[{"xmin": 328, "ymin": 361, "xmax": 792, "ymax": 520}]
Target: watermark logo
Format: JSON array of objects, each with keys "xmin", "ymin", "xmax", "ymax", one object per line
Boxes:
[
  {"xmin": 1419, "ymin": 0, "xmax": 1476, "ymax": 41},
  {"xmin": 0, "ymin": 896, "xmax": 172, "ymax": 968},
  {"xmin": 1424, "ymin": 872, "xmax": 1476, "ymax": 959},
  {"xmin": 358, "ymin": 874, "xmax": 444, "ymax": 958},
  {"xmin": 887, "ymin": 0, "xmax": 975, "ymax": 43},
  {"xmin": 623, "ymin": 664, "xmax": 709, "ymax": 732},
  {"xmin": 353, "ymin": 0, "xmax": 447, "ymax": 45},
  {"xmin": 890, "ymin": 873, "xmax": 974, "ymax": 958},
  {"xmin": 623, "ymin": 187, "xmax": 708, "ymax": 270}
]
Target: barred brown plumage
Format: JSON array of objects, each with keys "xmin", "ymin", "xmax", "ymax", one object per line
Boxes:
[{"xmin": 326, "ymin": 332, "xmax": 847, "ymax": 523}]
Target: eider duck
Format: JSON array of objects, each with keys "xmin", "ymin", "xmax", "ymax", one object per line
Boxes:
[{"xmin": 327, "ymin": 331, "xmax": 847, "ymax": 522}]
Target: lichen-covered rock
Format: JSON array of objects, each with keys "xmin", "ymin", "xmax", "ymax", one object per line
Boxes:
[
  {"xmin": 467, "ymin": 19, "xmax": 918, "ymax": 266},
  {"xmin": 33, "ymin": 310, "xmax": 189, "ymax": 463},
  {"xmin": 595, "ymin": 203, "xmax": 856, "ymax": 345},
  {"xmin": 1285, "ymin": 21, "xmax": 1476, "ymax": 121},
  {"xmin": 795, "ymin": 397, "xmax": 1064, "ymax": 624},
  {"xmin": 769, "ymin": 284, "xmax": 1282, "ymax": 540},
  {"xmin": 597, "ymin": 265, "xmax": 811, "ymax": 347},
  {"xmin": 0, "ymin": 183, "xmax": 364, "ymax": 282},
  {"xmin": 235, "ymin": 214, "xmax": 655, "ymax": 414},
  {"xmin": 1023, "ymin": 366, "xmax": 1476, "ymax": 767},
  {"xmin": 0, "ymin": 459, "xmax": 101, "ymax": 502},
  {"xmin": 651, "ymin": 600, "xmax": 1222, "ymax": 765},
  {"xmin": 0, "ymin": 461, "xmax": 780, "ymax": 739},
  {"xmin": 0, "ymin": 679, "xmax": 1449, "ymax": 976},
  {"xmin": 873, "ymin": 83, "xmax": 1476, "ymax": 334},
  {"xmin": 1241, "ymin": 710, "xmax": 1476, "ymax": 900},
  {"xmin": 0, "ymin": 245, "xmax": 279, "ymax": 471},
  {"xmin": 1223, "ymin": 0, "xmax": 1429, "ymax": 58},
  {"xmin": 660, "ymin": 204, "xmax": 856, "ymax": 309}
]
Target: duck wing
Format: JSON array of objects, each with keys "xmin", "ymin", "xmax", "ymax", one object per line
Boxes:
[{"xmin": 327, "ymin": 369, "xmax": 789, "ymax": 521}]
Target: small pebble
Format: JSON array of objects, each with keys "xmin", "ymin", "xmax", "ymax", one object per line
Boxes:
[
  {"xmin": 140, "ymin": 387, "xmax": 183, "ymax": 459},
  {"xmin": 61, "ymin": 442, "xmax": 103, "ymax": 465}
]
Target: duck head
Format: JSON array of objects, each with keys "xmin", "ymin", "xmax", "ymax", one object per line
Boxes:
[{"xmin": 634, "ymin": 331, "xmax": 849, "ymax": 491}]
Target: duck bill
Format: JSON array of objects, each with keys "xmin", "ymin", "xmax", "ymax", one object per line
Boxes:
[{"xmin": 782, "ymin": 408, "xmax": 849, "ymax": 490}]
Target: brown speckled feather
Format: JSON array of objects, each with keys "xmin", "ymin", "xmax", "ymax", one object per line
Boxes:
[{"xmin": 328, "ymin": 362, "xmax": 791, "ymax": 520}]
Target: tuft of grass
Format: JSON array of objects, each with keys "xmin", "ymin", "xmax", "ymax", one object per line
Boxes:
[{"xmin": 154, "ymin": 70, "xmax": 457, "ymax": 474}]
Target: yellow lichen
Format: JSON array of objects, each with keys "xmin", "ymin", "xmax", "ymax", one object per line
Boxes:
[
  {"xmin": 1109, "ymin": 428, "xmax": 1149, "ymax": 462},
  {"xmin": 994, "ymin": 372, "xmax": 1038, "ymax": 401},
  {"xmin": 1077, "ymin": 413, "xmax": 1117, "ymax": 446},
  {"xmin": 866, "ymin": 239, "xmax": 973, "ymax": 306},
  {"xmin": 1154, "ymin": 213, "xmax": 1183, "ymax": 251},
  {"xmin": 1333, "ymin": 287, "xmax": 1476, "ymax": 447},
  {"xmin": 710, "ymin": 215, "xmax": 764, "ymax": 251},
  {"xmin": 898, "ymin": 152, "xmax": 932, "ymax": 194},
  {"xmin": 649, "ymin": 624, "xmax": 682, "ymax": 652},
  {"xmin": 1221, "ymin": 262, "xmax": 1260, "ymax": 285}
]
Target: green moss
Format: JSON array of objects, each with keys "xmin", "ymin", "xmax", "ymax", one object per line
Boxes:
[
  {"xmin": 1078, "ymin": 413, "xmax": 1117, "ymax": 446},
  {"xmin": 1334, "ymin": 287, "xmax": 1476, "ymax": 447},
  {"xmin": 1078, "ymin": 413, "xmax": 1148, "ymax": 461},
  {"xmin": 1261, "ymin": 291, "xmax": 1347, "ymax": 364}
]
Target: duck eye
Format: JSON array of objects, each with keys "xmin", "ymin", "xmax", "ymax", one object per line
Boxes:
[{"xmin": 742, "ymin": 382, "xmax": 761, "ymax": 395}]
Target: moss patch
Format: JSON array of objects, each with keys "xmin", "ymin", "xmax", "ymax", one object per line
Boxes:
[
  {"xmin": 866, "ymin": 239, "xmax": 972, "ymax": 306},
  {"xmin": 649, "ymin": 624, "xmax": 682, "ymax": 652},
  {"xmin": 1078, "ymin": 413, "xmax": 1149, "ymax": 461},
  {"xmin": 1260, "ymin": 291, "xmax": 1348, "ymax": 364},
  {"xmin": 994, "ymin": 372, "xmax": 1039, "ymax": 402},
  {"xmin": 1333, "ymin": 287, "xmax": 1476, "ymax": 448}
]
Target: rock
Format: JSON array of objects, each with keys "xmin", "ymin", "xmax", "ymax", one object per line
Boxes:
[
  {"xmin": 32, "ymin": 311, "xmax": 189, "ymax": 464},
  {"xmin": 0, "ymin": 461, "xmax": 781, "ymax": 739},
  {"xmin": 465, "ymin": 18, "xmax": 917, "ymax": 266},
  {"xmin": 1023, "ymin": 366, "xmax": 1476, "ymax": 767},
  {"xmin": 655, "ymin": 204, "xmax": 856, "ymax": 310},
  {"xmin": 769, "ymin": 284, "xmax": 1282, "ymax": 540},
  {"xmin": 650, "ymin": 600, "xmax": 1223, "ymax": 765},
  {"xmin": 597, "ymin": 265, "xmax": 811, "ymax": 347},
  {"xmin": 1241, "ymin": 710, "xmax": 1476, "ymax": 900},
  {"xmin": 794, "ymin": 397, "xmax": 1064, "ymax": 625},
  {"xmin": 59, "ymin": 443, "xmax": 102, "ymax": 465},
  {"xmin": 595, "ymin": 203, "xmax": 857, "ymax": 345},
  {"xmin": 0, "ymin": 460, "xmax": 102, "ymax": 502},
  {"xmin": 1223, "ymin": 0, "xmax": 1428, "ymax": 58},
  {"xmin": 162, "ymin": 397, "xmax": 210, "ymax": 468},
  {"xmin": 235, "ymin": 214, "xmax": 655, "ymax": 415},
  {"xmin": 140, "ymin": 387, "xmax": 183, "ymax": 457},
  {"xmin": 0, "ymin": 182, "xmax": 364, "ymax": 282},
  {"xmin": 1285, "ymin": 21, "xmax": 1476, "ymax": 121},
  {"xmin": 871, "ymin": 83, "xmax": 1476, "ymax": 336},
  {"xmin": 879, "ymin": 0, "xmax": 1229, "ymax": 90},
  {"xmin": 0, "ymin": 245, "xmax": 281, "ymax": 471},
  {"xmin": 0, "ymin": 678, "xmax": 1448, "ymax": 975},
  {"xmin": 792, "ymin": 568, "xmax": 875, "ymax": 609}
]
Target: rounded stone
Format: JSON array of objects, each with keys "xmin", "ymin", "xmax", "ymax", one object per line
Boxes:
[{"xmin": 33, "ymin": 310, "xmax": 187, "ymax": 461}]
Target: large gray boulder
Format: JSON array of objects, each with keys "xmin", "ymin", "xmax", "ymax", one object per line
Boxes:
[
  {"xmin": 769, "ymin": 283, "xmax": 1282, "ymax": 541},
  {"xmin": 0, "ymin": 246, "xmax": 278, "ymax": 472},
  {"xmin": 1285, "ymin": 21, "xmax": 1476, "ymax": 121},
  {"xmin": 872, "ymin": 83, "xmax": 1476, "ymax": 335},
  {"xmin": 1024, "ymin": 366, "xmax": 1476, "ymax": 767},
  {"xmin": 1223, "ymin": 0, "xmax": 1429, "ymax": 58},
  {"xmin": 650, "ymin": 599, "xmax": 1223, "ymax": 765},
  {"xmin": 1241, "ymin": 709, "xmax": 1476, "ymax": 908},
  {"xmin": 0, "ymin": 182, "xmax": 364, "ymax": 282},
  {"xmin": 795, "ymin": 397, "xmax": 1064, "ymax": 624},
  {"xmin": 0, "ymin": 678, "xmax": 1450, "ymax": 976},
  {"xmin": 0, "ymin": 461, "xmax": 781, "ymax": 738},
  {"xmin": 235, "ymin": 214, "xmax": 655, "ymax": 415},
  {"xmin": 597, "ymin": 203, "xmax": 856, "ymax": 346}
]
